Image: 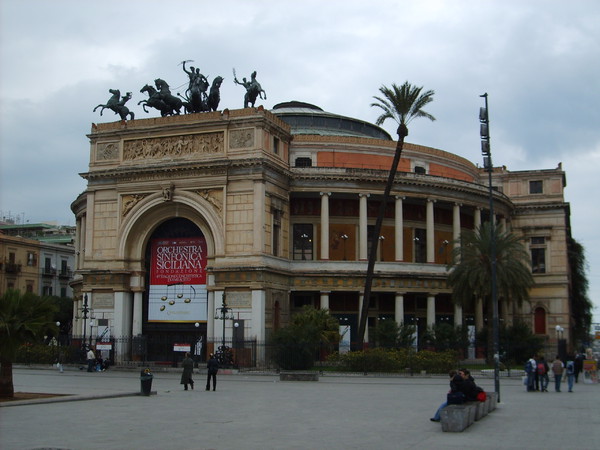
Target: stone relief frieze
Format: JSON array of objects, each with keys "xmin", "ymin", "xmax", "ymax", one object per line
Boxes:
[
  {"xmin": 123, "ymin": 132, "xmax": 224, "ymax": 161},
  {"xmin": 96, "ymin": 142, "xmax": 119, "ymax": 161},
  {"xmin": 122, "ymin": 193, "xmax": 149, "ymax": 217},
  {"xmin": 229, "ymin": 128, "xmax": 255, "ymax": 149}
]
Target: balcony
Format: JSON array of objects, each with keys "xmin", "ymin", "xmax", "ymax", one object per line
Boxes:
[
  {"xmin": 4, "ymin": 263, "xmax": 21, "ymax": 274},
  {"xmin": 59, "ymin": 269, "xmax": 73, "ymax": 279},
  {"xmin": 42, "ymin": 267, "xmax": 57, "ymax": 277}
]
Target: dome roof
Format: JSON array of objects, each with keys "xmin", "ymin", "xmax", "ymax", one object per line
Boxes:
[{"xmin": 272, "ymin": 101, "xmax": 392, "ymax": 140}]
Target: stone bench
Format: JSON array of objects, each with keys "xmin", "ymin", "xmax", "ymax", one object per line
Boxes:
[
  {"xmin": 440, "ymin": 392, "xmax": 497, "ymax": 432},
  {"xmin": 279, "ymin": 371, "xmax": 319, "ymax": 382}
]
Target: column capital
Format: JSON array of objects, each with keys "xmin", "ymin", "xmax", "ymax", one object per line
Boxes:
[
  {"xmin": 319, "ymin": 192, "xmax": 332, "ymax": 197},
  {"xmin": 395, "ymin": 195, "xmax": 406, "ymax": 201},
  {"xmin": 359, "ymin": 193, "xmax": 370, "ymax": 198},
  {"xmin": 454, "ymin": 202, "xmax": 463, "ymax": 207},
  {"xmin": 427, "ymin": 197, "xmax": 437, "ymax": 204}
]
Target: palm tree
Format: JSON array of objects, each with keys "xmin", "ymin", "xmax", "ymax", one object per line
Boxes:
[
  {"xmin": 0, "ymin": 290, "xmax": 58, "ymax": 398},
  {"xmin": 357, "ymin": 82, "xmax": 436, "ymax": 346},
  {"xmin": 446, "ymin": 222, "xmax": 534, "ymax": 360}
]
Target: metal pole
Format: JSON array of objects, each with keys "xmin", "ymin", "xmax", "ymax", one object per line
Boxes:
[{"xmin": 480, "ymin": 93, "xmax": 500, "ymax": 402}]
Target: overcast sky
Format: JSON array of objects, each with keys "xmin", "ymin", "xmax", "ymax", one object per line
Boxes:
[{"xmin": 1, "ymin": 0, "xmax": 599, "ymax": 322}]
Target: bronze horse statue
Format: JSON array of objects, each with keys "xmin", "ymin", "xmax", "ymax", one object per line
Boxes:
[
  {"xmin": 178, "ymin": 76, "xmax": 224, "ymax": 113},
  {"xmin": 138, "ymin": 80, "xmax": 182, "ymax": 116},
  {"xmin": 94, "ymin": 89, "xmax": 134, "ymax": 120},
  {"xmin": 207, "ymin": 76, "xmax": 224, "ymax": 112}
]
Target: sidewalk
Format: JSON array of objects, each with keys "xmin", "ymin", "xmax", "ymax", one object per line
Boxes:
[{"xmin": 1, "ymin": 367, "xmax": 598, "ymax": 449}]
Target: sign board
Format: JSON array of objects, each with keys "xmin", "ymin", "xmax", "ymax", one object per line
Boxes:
[
  {"xmin": 173, "ymin": 343, "xmax": 191, "ymax": 352},
  {"xmin": 96, "ymin": 343, "xmax": 112, "ymax": 351},
  {"xmin": 148, "ymin": 237, "xmax": 208, "ymax": 323}
]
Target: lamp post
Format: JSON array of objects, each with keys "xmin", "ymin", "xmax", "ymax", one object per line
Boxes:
[
  {"xmin": 215, "ymin": 293, "xmax": 234, "ymax": 363},
  {"xmin": 555, "ymin": 325, "xmax": 565, "ymax": 359},
  {"xmin": 81, "ymin": 294, "xmax": 90, "ymax": 351},
  {"xmin": 341, "ymin": 234, "xmax": 349, "ymax": 260},
  {"xmin": 480, "ymin": 93, "xmax": 500, "ymax": 402},
  {"xmin": 378, "ymin": 236, "xmax": 385, "ymax": 261},
  {"xmin": 300, "ymin": 233, "xmax": 309, "ymax": 260}
]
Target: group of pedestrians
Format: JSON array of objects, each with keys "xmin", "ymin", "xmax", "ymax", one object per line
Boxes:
[
  {"xmin": 430, "ymin": 368, "xmax": 485, "ymax": 422},
  {"xmin": 180, "ymin": 352, "xmax": 219, "ymax": 391},
  {"xmin": 525, "ymin": 354, "xmax": 575, "ymax": 393}
]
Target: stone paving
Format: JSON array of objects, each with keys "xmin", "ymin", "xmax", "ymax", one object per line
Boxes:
[{"xmin": 1, "ymin": 367, "xmax": 599, "ymax": 449}]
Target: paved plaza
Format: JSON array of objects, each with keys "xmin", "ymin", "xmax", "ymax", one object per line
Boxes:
[{"xmin": 1, "ymin": 367, "xmax": 599, "ymax": 449}]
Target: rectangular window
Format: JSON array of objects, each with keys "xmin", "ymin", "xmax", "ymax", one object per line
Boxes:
[
  {"xmin": 531, "ymin": 248, "xmax": 546, "ymax": 273},
  {"xmin": 531, "ymin": 237, "xmax": 545, "ymax": 245},
  {"xmin": 273, "ymin": 137, "xmax": 280, "ymax": 155},
  {"xmin": 529, "ymin": 180, "xmax": 543, "ymax": 194},
  {"xmin": 293, "ymin": 223, "xmax": 313, "ymax": 260},
  {"xmin": 27, "ymin": 252, "xmax": 37, "ymax": 266}
]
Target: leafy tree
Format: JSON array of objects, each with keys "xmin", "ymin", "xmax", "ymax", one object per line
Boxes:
[
  {"xmin": 372, "ymin": 320, "xmax": 416, "ymax": 349},
  {"xmin": 0, "ymin": 290, "xmax": 58, "ymax": 398},
  {"xmin": 271, "ymin": 306, "xmax": 340, "ymax": 370},
  {"xmin": 358, "ymin": 82, "xmax": 436, "ymax": 345},
  {"xmin": 447, "ymin": 222, "xmax": 534, "ymax": 362},
  {"xmin": 568, "ymin": 238, "xmax": 592, "ymax": 347},
  {"xmin": 424, "ymin": 323, "xmax": 470, "ymax": 354},
  {"xmin": 498, "ymin": 320, "xmax": 544, "ymax": 368}
]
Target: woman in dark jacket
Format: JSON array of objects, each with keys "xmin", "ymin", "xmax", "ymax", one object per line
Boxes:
[{"xmin": 180, "ymin": 352, "xmax": 194, "ymax": 391}]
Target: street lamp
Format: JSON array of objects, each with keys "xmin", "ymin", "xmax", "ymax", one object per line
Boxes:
[
  {"xmin": 555, "ymin": 325, "xmax": 565, "ymax": 359},
  {"xmin": 214, "ymin": 293, "xmax": 234, "ymax": 363},
  {"xmin": 81, "ymin": 294, "xmax": 91, "ymax": 351},
  {"xmin": 300, "ymin": 233, "xmax": 309, "ymax": 260},
  {"xmin": 340, "ymin": 234, "xmax": 349, "ymax": 260},
  {"xmin": 480, "ymin": 93, "xmax": 500, "ymax": 403},
  {"xmin": 378, "ymin": 236, "xmax": 385, "ymax": 261}
]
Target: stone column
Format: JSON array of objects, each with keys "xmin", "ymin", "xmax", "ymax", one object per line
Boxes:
[
  {"xmin": 394, "ymin": 293, "xmax": 405, "ymax": 325},
  {"xmin": 320, "ymin": 192, "xmax": 331, "ymax": 260},
  {"xmin": 453, "ymin": 203, "xmax": 461, "ymax": 245},
  {"xmin": 454, "ymin": 304, "xmax": 463, "ymax": 327},
  {"xmin": 320, "ymin": 291, "xmax": 330, "ymax": 311},
  {"xmin": 207, "ymin": 290, "xmax": 216, "ymax": 340},
  {"xmin": 474, "ymin": 207, "xmax": 482, "ymax": 231},
  {"xmin": 132, "ymin": 291, "xmax": 143, "ymax": 336},
  {"xmin": 427, "ymin": 294, "xmax": 436, "ymax": 328},
  {"xmin": 426, "ymin": 199, "xmax": 435, "ymax": 263},
  {"xmin": 359, "ymin": 193, "xmax": 369, "ymax": 261},
  {"xmin": 395, "ymin": 196, "xmax": 404, "ymax": 261}
]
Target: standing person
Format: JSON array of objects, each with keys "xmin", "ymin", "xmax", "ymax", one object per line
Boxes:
[
  {"xmin": 551, "ymin": 355, "xmax": 564, "ymax": 392},
  {"xmin": 206, "ymin": 353, "xmax": 219, "ymax": 391},
  {"xmin": 180, "ymin": 352, "xmax": 194, "ymax": 391},
  {"xmin": 574, "ymin": 352, "xmax": 584, "ymax": 383},
  {"xmin": 537, "ymin": 356, "xmax": 549, "ymax": 392},
  {"xmin": 565, "ymin": 356, "xmax": 575, "ymax": 392},
  {"xmin": 86, "ymin": 346, "xmax": 95, "ymax": 372},
  {"xmin": 525, "ymin": 355, "xmax": 537, "ymax": 392}
]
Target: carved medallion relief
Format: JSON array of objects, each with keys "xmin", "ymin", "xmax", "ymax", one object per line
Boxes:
[{"xmin": 229, "ymin": 128, "xmax": 255, "ymax": 149}]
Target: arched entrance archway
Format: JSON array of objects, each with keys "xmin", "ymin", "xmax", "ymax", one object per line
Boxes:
[{"xmin": 143, "ymin": 218, "xmax": 209, "ymax": 362}]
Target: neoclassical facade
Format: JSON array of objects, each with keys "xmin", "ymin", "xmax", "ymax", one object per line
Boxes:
[{"xmin": 70, "ymin": 102, "xmax": 571, "ymax": 360}]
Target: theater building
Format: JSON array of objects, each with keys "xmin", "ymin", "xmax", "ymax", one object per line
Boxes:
[{"xmin": 70, "ymin": 102, "xmax": 571, "ymax": 361}]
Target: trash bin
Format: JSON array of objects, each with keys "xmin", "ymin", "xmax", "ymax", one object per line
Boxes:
[{"xmin": 140, "ymin": 368, "xmax": 153, "ymax": 396}]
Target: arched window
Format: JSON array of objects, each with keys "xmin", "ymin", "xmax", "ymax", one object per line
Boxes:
[{"xmin": 534, "ymin": 307, "xmax": 546, "ymax": 334}]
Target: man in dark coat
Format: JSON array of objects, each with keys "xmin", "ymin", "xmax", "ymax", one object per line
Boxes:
[
  {"xmin": 206, "ymin": 353, "xmax": 219, "ymax": 391},
  {"xmin": 180, "ymin": 352, "xmax": 194, "ymax": 391}
]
